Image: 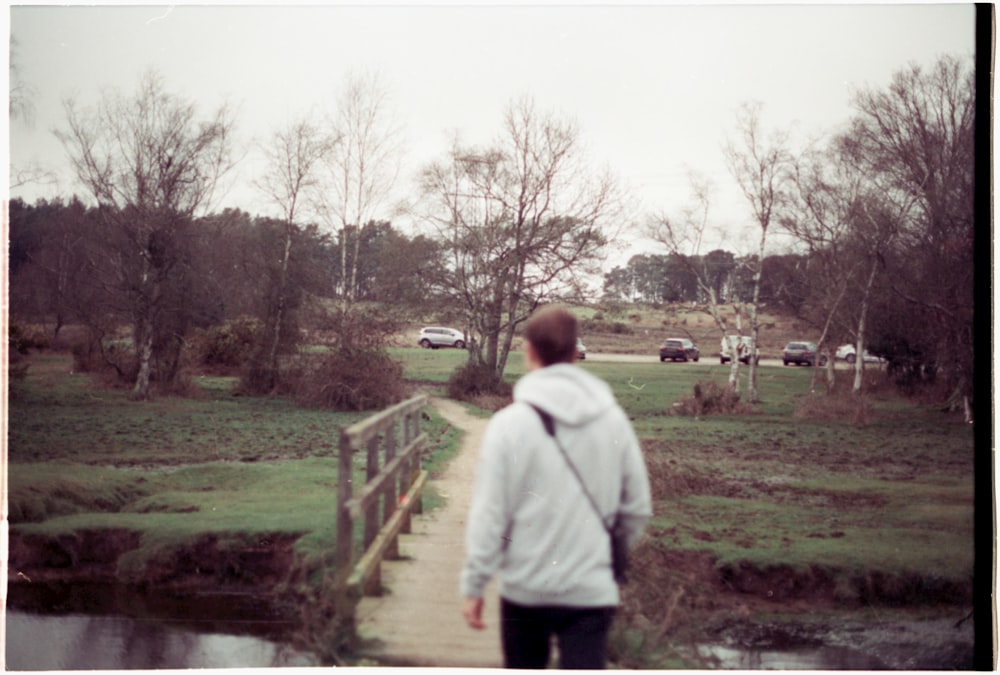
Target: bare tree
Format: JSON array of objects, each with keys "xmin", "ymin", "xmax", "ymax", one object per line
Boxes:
[
  {"xmin": 9, "ymin": 37, "xmax": 58, "ymax": 192},
  {"xmin": 319, "ymin": 70, "xmax": 403, "ymax": 302},
  {"xmin": 9, "ymin": 37, "xmax": 36, "ymax": 124},
  {"xmin": 842, "ymin": 55, "xmax": 975, "ymax": 417},
  {"xmin": 421, "ymin": 97, "xmax": 625, "ymax": 382},
  {"xmin": 55, "ymin": 69, "xmax": 236, "ymax": 399},
  {"xmin": 252, "ymin": 117, "xmax": 335, "ymax": 392},
  {"xmin": 649, "ymin": 172, "xmax": 749, "ymax": 391},
  {"xmin": 785, "ymin": 144, "xmax": 878, "ymax": 394},
  {"xmin": 723, "ymin": 101, "xmax": 793, "ymax": 404}
]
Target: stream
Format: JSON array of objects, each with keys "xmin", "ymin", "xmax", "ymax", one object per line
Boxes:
[
  {"xmin": 6, "ymin": 582, "xmax": 973, "ymax": 669},
  {"xmin": 5, "ymin": 582, "xmax": 320, "ymax": 669}
]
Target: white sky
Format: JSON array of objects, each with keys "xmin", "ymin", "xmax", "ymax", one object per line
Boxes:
[{"xmin": 6, "ymin": 3, "xmax": 978, "ymax": 267}]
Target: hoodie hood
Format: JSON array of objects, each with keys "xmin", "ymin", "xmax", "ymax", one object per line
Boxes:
[{"xmin": 513, "ymin": 363, "xmax": 617, "ymax": 428}]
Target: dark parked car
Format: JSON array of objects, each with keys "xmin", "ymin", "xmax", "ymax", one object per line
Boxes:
[
  {"xmin": 659, "ymin": 338, "xmax": 699, "ymax": 362},
  {"xmin": 782, "ymin": 341, "xmax": 827, "ymax": 366}
]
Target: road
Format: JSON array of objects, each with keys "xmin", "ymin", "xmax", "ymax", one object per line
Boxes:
[
  {"xmin": 584, "ymin": 353, "xmax": 867, "ymax": 370},
  {"xmin": 585, "ymin": 353, "xmax": 785, "ymax": 368}
]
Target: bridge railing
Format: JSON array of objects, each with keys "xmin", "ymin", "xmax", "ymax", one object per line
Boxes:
[{"xmin": 334, "ymin": 394, "xmax": 429, "ymax": 649}]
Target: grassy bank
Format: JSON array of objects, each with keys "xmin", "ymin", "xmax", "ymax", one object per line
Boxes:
[
  {"xmin": 393, "ymin": 346, "xmax": 973, "ymax": 596},
  {"xmin": 8, "ymin": 352, "xmax": 463, "ymax": 587},
  {"xmin": 8, "ymin": 346, "xmax": 976, "ymax": 666}
]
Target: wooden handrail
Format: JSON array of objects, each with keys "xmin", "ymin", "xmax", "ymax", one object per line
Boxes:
[{"xmin": 333, "ymin": 394, "xmax": 429, "ymax": 651}]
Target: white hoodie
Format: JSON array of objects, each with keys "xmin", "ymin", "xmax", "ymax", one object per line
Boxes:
[{"xmin": 460, "ymin": 363, "xmax": 652, "ymax": 607}]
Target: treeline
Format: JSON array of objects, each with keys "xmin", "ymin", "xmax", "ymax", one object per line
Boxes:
[
  {"xmin": 602, "ymin": 252, "xmax": 808, "ymax": 311},
  {"xmin": 9, "ymin": 199, "xmax": 446, "ymax": 327},
  {"xmin": 7, "ymin": 54, "xmax": 979, "ymax": 415},
  {"xmin": 8, "ymin": 198, "xmax": 448, "ymax": 407}
]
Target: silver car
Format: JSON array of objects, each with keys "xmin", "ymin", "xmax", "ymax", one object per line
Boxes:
[
  {"xmin": 418, "ymin": 326, "xmax": 466, "ymax": 349},
  {"xmin": 835, "ymin": 344, "xmax": 886, "ymax": 364}
]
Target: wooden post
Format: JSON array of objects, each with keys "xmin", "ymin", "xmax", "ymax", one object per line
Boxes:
[
  {"xmin": 364, "ymin": 435, "xmax": 381, "ymax": 595},
  {"xmin": 409, "ymin": 408, "xmax": 424, "ymax": 516},
  {"xmin": 384, "ymin": 419, "xmax": 400, "ymax": 557},
  {"xmin": 335, "ymin": 429, "xmax": 357, "ymax": 650},
  {"xmin": 332, "ymin": 394, "xmax": 429, "ymax": 651}
]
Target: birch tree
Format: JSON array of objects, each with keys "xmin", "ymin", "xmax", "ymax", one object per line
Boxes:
[
  {"xmin": 785, "ymin": 145, "xmax": 885, "ymax": 394},
  {"xmin": 649, "ymin": 172, "xmax": 748, "ymax": 392},
  {"xmin": 724, "ymin": 102, "xmax": 793, "ymax": 404},
  {"xmin": 55, "ymin": 70, "xmax": 235, "ymax": 399},
  {"xmin": 252, "ymin": 118, "xmax": 334, "ymax": 392},
  {"xmin": 320, "ymin": 70, "xmax": 403, "ymax": 302}
]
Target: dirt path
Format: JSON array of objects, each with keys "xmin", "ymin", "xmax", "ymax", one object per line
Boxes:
[{"xmin": 353, "ymin": 397, "xmax": 503, "ymax": 667}]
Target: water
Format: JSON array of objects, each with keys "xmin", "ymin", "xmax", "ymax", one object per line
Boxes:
[
  {"xmin": 6, "ymin": 610, "xmax": 319, "ymax": 669},
  {"xmin": 699, "ymin": 643, "xmax": 890, "ymax": 669},
  {"xmin": 6, "ymin": 583, "xmax": 948, "ymax": 670},
  {"xmin": 5, "ymin": 583, "xmax": 320, "ymax": 670}
]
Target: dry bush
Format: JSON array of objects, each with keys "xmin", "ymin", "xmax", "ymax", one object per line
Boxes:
[
  {"xmin": 187, "ymin": 316, "xmax": 262, "ymax": 371},
  {"xmin": 467, "ymin": 392, "xmax": 513, "ymax": 412},
  {"xmin": 242, "ymin": 303, "xmax": 408, "ymax": 410},
  {"xmin": 610, "ymin": 543, "xmax": 719, "ymax": 668},
  {"xmin": 290, "ymin": 349, "xmax": 405, "ymax": 411},
  {"xmin": 447, "ymin": 361, "xmax": 513, "ymax": 402},
  {"xmin": 8, "ymin": 320, "xmax": 49, "ymax": 353},
  {"xmin": 672, "ymin": 380, "xmax": 755, "ymax": 417},
  {"xmin": 71, "ymin": 338, "xmax": 137, "ymax": 387}
]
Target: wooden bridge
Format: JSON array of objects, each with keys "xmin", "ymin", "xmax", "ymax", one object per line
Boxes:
[{"xmin": 333, "ymin": 395, "xmax": 502, "ymax": 667}]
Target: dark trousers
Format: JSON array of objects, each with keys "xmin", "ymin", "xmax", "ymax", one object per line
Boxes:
[{"xmin": 500, "ymin": 598, "xmax": 616, "ymax": 669}]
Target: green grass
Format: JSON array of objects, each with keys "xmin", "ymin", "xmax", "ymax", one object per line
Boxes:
[
  {"xmin": 9, "ymin": 352, "xmax": 464, "ymax": 579},
  {"xmin": 393, "ymin": 349, "xmax": 974, "ymax": 589},
  {"xmin": 10, "ymin": 349, "xmax": 975, "ymax": 599}
]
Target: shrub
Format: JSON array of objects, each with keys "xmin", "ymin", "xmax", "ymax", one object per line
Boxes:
[
  {"xmin": 292, "ymin": 349, "xmax": 405, "ymax": 411},
  {"xmin": 447, "ymin": 361, "xmax": 513, "ymax": 402},
  {"xmin": 71, "ymin": 334, "xmax": 137, "ymax": 387},
  {"xmin": 189, "ymin": 316, "xmax": 262, "ymax": 369},
  {"xmin": 9, "ymin": 320, "xmax": 49, "ymax": 354},
  {"xmin": 672, "ymin": 380, "xmax": 755, "ymax": 417}
]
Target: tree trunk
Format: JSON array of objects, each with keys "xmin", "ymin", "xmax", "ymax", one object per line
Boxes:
[
  {"xmin": 852, "ymin": 259, "xmax": 880, "ymax": 395},
  {"xmin": 748, "ymin": 238, "xmax": 767, "ymax": 404},
  {"xmin": 267, "ymin": 227, "xmax": 294, "ymax": 393},
  {"xmin": 132, "ymin": 326, "xmax": 154, "ymax": 400}
]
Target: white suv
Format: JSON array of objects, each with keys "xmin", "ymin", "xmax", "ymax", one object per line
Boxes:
[
  {"xmin": 719, "ymin": 335, "xmax": 759, "ymax": 365},
  {"xmin": 418, "ymin": 327, "xmax": 466, "ymax": 349}
]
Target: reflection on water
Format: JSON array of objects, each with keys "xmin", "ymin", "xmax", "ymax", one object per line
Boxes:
[
  {"xmin": 6, "ymin": 582, "xmax": 320, "ymax": 670},
  {"xmin": 699, "ymin": 643, "xmax": 889, "ymax": 670},
  {"xmin": 6, "ymin": 611, "xmax": 319, "ymax": 670}
]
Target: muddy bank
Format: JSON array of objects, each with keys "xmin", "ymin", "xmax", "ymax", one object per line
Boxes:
[
  {"xmin": 9, "ymin": 528, "xmax": 978, "ymax": 670},
  {"xmin": 8, "ymin": 528, "xmax": 304, "ymax": 594},
  {"xmin": 701, "ymin": 613, "xmax": 976, "ymax": 669},
  {"xmin": 614, "ymin": 547, "xmax": 977, "ymax": 669}
]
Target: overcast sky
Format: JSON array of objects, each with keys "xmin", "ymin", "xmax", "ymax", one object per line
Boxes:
[{"xmin": 7, "ymin": 3, "xmax": 978, "ymax": 263}]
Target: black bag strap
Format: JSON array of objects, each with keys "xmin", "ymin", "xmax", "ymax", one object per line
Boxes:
[{"xmin": 529, "ymin": 404, "xmax": 613, "ymax": 532}]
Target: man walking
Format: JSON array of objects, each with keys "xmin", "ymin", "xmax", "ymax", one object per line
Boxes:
[{"xmin": 460, "ymin": 305, "xmax": 652, "ymax": 669}]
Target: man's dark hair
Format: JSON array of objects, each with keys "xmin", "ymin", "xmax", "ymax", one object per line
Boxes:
[{"xmin": 524, "ymin": 305, "xmax": 578, "ymax": 366}]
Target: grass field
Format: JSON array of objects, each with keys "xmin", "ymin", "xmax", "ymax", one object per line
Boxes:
[
  {"xmin": 7, "ymin": 342, "xmax": 977, "ymax": 665},
  {"xmin": 8, "ymin": 352, "xmax": 463, "ymax": 584}
]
